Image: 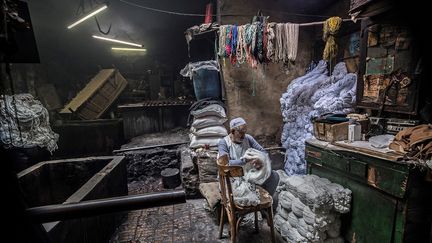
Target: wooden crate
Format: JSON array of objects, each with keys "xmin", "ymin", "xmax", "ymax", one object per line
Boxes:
[
  {"xmin": 60, "ymin": 69, "xmax": 127, "ymax": 120},
  {"xmin": 313, "ymin": 121, "xmax": 349, "ymax": 142}
]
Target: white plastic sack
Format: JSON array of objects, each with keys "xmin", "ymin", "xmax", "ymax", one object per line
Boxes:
[
  {"xmin": 191, "ymin": 125, "xmax": 228, "ymax": 137},
  {"xmin": 191, "ymin": 104, "xmax": 226, "ymax": 118},
  {"xmin": 189, "ymin": 135, "xmax": 221, "ymax": 149},
  {"xmin": 180, "ymin": 60, "xmax": 219, "ymax": 79},
  {"xmin": 274, "ymin": 214, "xmax": 285, "ymax": 232},
  {"xmin": 191, "ymin": 115, "xmax": 227, "ymax": 129}
]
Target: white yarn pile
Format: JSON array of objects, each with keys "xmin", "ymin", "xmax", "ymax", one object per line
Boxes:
[
  {"xmin": 0, "ymin": 94, "xmax": 59, "ymax": 153},
  {"xmin": 280, "ymin": 61, "xmax": 357, "ymax": 175},
  {"xmin": 230, "ymin": 148, "xmax": 272, "ymax": 206},
  {"xmin": 274, "ymin": 171, "xmax": 351, "ymax": 243},
  {"xmin": 189, "ymin": 104, "xmax": 227, "ymax": 150}
]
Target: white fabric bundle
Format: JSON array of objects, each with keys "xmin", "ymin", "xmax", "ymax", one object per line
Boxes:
[
  {"xmin": 283, "ymin": 225, "xmax": 308, "ymax": 243},
  {"xmin": 191, "ymin": 104, "xmax": 226, "ymax": 118},
  {"xmin": 280, "ymin": 61, "xmax": 357, "ymax": 175},
  {"xmin": 285, "ymin": 175, "xmax": 305, "ymax": 193},
  {"xmin": 278, "ymin": 205, "xmax": 290, "ymax": 220},
  {"xmin": 191, "ymin": 115, "xmax": 227, "ymax": 129},
  {"xmin": 230, "ymin": 178, "xmax": 260, "ymax": 206},
  {"xmin": 279, "ymin": 190, "xmax": 295, "ymax": 210},
  {"xmin": 230, "ymin": 148, "xmax": 273, "ymax": 206},
  {"xmin": 275, "ymin": 173, "xmax": 351, "ymax": 242},
  {"xmin": 291, "ymin": 197, "xmax": 306, "ymax": 217},
  {"xmin": 287, "ymin": 212, "xmax": 299, "ymax": 227},
  {"xmin": 274, "ymin": 214, "xmax": 284, "ymax": 231},
  {"xmin": 191, "ymin": 125, "xmax": 227, "ymax": 137},
  {"xmin": 241, "ymin": 148, "xmax": 272, "ymax": 185},
  {"xmin": 326, "ymin": 183, "xmax": 352, "ymax": 213},
  {"xmin": 189, "ymin": 135, "xmax": 221, "ymax": 149},
  {"xmin": 302, "ymin": 205, "xmax": 316, "ymax": 225}
]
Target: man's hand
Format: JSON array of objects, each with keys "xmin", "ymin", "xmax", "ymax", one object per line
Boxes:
[{"xmin": 248, "ymin": 158, "xmax": 262, "ymax": 170}]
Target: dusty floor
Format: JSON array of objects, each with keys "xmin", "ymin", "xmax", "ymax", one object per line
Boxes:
[{"xmin": 110, "ymin": 180, "xmax": 285, "ymax": 243}]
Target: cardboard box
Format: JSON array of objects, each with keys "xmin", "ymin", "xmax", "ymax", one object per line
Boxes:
[{"xmin": 313, "ymin": 121, "xmax": 349, "ymax": 142}]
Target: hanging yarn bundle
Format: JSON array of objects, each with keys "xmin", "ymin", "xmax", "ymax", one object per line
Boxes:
[
  {"xmin": 217, "ymin": 19, "xmax": 299, "ymax": 68},
  {"xmin": 322, "ymin": 17, "xmax": 342, "ymax": 61}
]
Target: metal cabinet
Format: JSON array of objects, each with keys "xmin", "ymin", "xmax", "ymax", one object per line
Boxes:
[{"xmin": 305, "ymin": 138, "xmax": 432, "ymax": 243}]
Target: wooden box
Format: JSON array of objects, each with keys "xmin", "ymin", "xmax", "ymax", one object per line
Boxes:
[
  {"xmin": 313, "ymin": 121, "xmax": 349, "ymax": 142},
  {"xmin": 60, "ymin": 69, "xmax": 127, "ymax": 120}
]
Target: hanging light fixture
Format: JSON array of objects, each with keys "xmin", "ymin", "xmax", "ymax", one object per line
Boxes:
[
  {"xmin": 92, "ymin": 35, "xmax": 143, "ymax": 47},
  {"xmin": 67, "ymin": 5, "xmax": 108, "ymax": 29},
  {"xmin": 111, "ymin": 47, "xmax": 147, "ymax": 52}
]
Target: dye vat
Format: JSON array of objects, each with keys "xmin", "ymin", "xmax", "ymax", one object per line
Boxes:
[{"xmin": 18, "ymin": 156, "xmax": 127, "ymax": 243}]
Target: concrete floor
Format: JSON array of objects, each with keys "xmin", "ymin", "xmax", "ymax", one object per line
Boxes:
[
  {"xmin": 110, "ymin": 181, "xmax": 285, "ymax": 243},
  {"xmin": 110, "ymin": 199, "xmax": 284, "ymax": 243}
]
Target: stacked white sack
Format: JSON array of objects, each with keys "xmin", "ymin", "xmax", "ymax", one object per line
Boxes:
[{"xmin": 189, "ymin": 104, "xmax": 227, "ymax": 149}]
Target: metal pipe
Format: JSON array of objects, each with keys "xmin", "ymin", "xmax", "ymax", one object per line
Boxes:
[{"xmin": 27, "ymin": 190, "xmax": 186, "ymax": 223}]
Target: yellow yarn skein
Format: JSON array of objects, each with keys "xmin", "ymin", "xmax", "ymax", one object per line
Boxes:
[{"xmin": 323, "ymin": 17, "xmax": 342, "ymax": 61}]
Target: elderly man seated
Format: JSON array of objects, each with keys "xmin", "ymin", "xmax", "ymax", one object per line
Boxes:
[{"xmin": 218, "ymin": 117, "xmax": 280, "ymax": 209}]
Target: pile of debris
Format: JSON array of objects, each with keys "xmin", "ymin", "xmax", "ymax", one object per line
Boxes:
[
  {"xmin": 274, "ymin": 172, "xmax": 351, "ymax": 243},
  {"xmin": 118, "ymin": 146, "xmax": 181, "ymax": 183}
]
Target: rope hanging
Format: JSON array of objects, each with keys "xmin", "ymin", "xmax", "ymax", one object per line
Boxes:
[{"xmin": 322, "ymin": 16, "xmax": 342, "ymax": 61}]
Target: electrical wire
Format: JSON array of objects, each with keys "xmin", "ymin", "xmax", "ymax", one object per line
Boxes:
[
  {"xmin": 119, "ymin": 0, "xmax": 208, "ymax": 16},
  {"xmin": 119, "ymin": 0, "xmax": 346, "ymax": 19}
]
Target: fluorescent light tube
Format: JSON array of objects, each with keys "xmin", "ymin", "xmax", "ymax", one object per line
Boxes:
[
  {"xmin": 67, "ymin": 5, "xmax": 108, "ymax": 29},
  {"xmin": 111, "ymin": 47, "xmax": 147, "ymax": 51},
  {"xmin": 92, "ymin": 35, "xmax": 143, "ymax": 47}
]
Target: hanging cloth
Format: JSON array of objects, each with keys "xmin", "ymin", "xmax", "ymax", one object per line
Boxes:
[{"xmin": 322, "ymin": 16, "xmax": 342, "ymax": 61}]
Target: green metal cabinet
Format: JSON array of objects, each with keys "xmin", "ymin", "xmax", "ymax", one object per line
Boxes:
[{"xmin": 305, "ymin": 139, "xmax": 432, "ymax": 243}]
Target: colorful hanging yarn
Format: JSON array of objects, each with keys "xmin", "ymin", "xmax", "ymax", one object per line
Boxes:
[
  {"xmin": 230, "ymin": 25, "xmax": 238, "ymax": 64},
  {"xmin": 218, "ymin": 21, "xmax": 299, "ymax": 67},
  {"xmin": 236, "ymin": 25, "xmax": 246, "ymax": 64},
  {"xmin": 322, "ymin": 16, "xmax": 342, "ymax": 61},
  {"xmin": 256, "ymin": 22, "xmax": 264, "ymax": 63},
  {"xmin": 266, "ymin": 23, "xmax": 276, "ymax": 62}
]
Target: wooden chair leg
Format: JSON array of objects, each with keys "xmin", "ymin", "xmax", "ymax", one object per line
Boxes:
[
  {"xmin": 267, "ymin": 207, "xmax": 276, "ymax": 243},
  {"xmin": 230, "ymin": 216, "xmax": 237, "ymax": 243},
  {"xmin": 219, "ymin": 206, "xmax": 225, "ymax": 239},
  {"xmin": 254, "ymin": 212, "xmax": 259, "ymax": 233}
]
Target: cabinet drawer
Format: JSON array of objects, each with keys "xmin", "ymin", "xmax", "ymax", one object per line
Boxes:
[{"xmin": 350, "ymin": 160, "xmax": 367, "ymax": 178}]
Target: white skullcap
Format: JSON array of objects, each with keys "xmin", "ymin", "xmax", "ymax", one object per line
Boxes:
[{"xmin": 230, "ymin": 117, "xmax": 246, "ymax": 130}]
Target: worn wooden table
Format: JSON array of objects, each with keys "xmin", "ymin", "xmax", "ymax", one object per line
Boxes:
[{"xmin": 305, "ymin": 138, "xmax": 432, "ymax": 243}]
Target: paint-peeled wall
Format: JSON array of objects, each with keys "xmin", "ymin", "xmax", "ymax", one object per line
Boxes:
[{"xmin": 219, "ymin": 0, "xmax": 316, "ymax": 142}]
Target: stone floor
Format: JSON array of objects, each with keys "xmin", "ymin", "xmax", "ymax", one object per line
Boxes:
[
  {"xmin": 110, "ymin": 181, "xmax": 285, "ymax": 243},
  {"xmin": 110, "ymin": 199, "xmax": 286, "ymax": 243}
]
